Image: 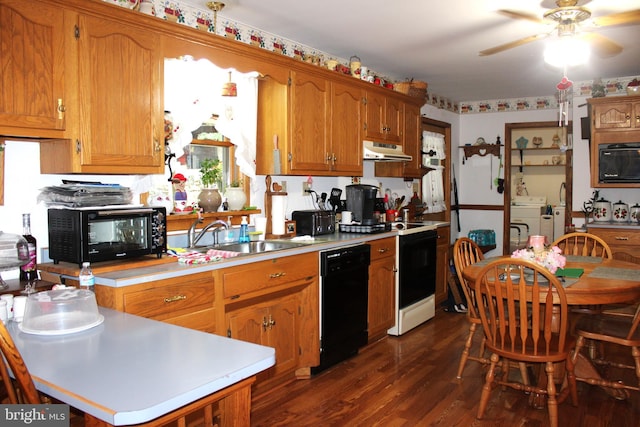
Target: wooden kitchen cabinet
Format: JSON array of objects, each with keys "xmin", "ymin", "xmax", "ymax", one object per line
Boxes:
[
  {"xmin": 588, "ymin": 95, "xmax": 640, "ymax": 188},
  {"xmin": 256, "ymin": 69, "xmax": 362, "ymax": 176},
  {"xmin": 587, "ymin": 226, "xmax": 640, "ymax": 264},
  {"xmin": 434, "ymin": 225, "xmax": 450, "ymax": 307},
  {"xmin": 41, "ymin": 8, "xmax": 164, "ymax": 174},
  {"xmin": 367, "ymin": 237, "xmax": 396, "ymax": 342},
  {"xmin": 364, "ymin": 90, "xmax": 402, "ymax": 143},
  {"xmin": 226, "ymin": 293, "xmax": 298, "ymax": 382},
  {"xmin": 590, "ymin": 95, "xmax": 640, "ymax": 130},
  {"xmin": 374, "ymin": 102, "xmax": 423, "ymax": 178},
  {"xmin": 220, "ymin": 252, "xmax": 319, "ymax": 391},
  {"xmin": 0, "ymin": 0, "xmax": 70, "ymax": 137},
  {"xmin": 96, "ymin": 271, "xmax": 217, "ymax": 333}
]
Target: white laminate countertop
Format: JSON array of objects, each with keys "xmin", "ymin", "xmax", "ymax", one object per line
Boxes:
[
  {"xmin": 9, "ymin": 307, "xmax": 275, "ymax": 426},
  {"xmin": 587, "ymin": 221, "xmax": 640, "ymax": 229},
  {"xmin": 88, "ymin": 222, "xmax": 449, "ymax": 288}
]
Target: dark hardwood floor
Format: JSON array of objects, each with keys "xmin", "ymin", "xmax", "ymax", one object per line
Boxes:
[{"xmin": 250, "ymin": 308, "xmax": 640, "ymax": 427}]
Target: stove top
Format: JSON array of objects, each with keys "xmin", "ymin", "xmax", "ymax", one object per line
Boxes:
[{"xmin": 393, "ymin": 221, "xmax": 439, "ymax": 236}]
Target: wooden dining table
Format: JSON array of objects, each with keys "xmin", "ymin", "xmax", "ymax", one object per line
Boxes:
[{"xmin": 462, "ymin": 255, "xmax": 640, "ymax": 403}]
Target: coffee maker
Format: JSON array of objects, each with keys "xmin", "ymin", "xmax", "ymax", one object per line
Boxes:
[{"xmin": 346, "ymin": 184, "xmax": 378, "ymax": 225}]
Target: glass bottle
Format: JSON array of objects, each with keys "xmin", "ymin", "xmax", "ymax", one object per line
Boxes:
[
  {"xmin": 20, "ymin": 213, "xmax": 38, "ymax": 282},
  {"xmin": 79, "ymin": 262, "xmax": 95, "ymax": 293}
]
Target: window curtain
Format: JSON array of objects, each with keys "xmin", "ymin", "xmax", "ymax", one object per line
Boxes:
[
  {"xmin": 164, "ymin": 58, "xmax": 259, "ymax": 181},
  {"xmin": 421, "ymin": 130, "xmax": 446, "ymax": 213}
]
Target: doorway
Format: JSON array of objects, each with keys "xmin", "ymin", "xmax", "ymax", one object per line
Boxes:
[{"xmin": 503, "ymin": 121, "xmax": 573, "ymax": 254}]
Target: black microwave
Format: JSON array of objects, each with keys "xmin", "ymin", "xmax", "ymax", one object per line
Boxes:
[
  {"xmin": 48, "ymin": 207, "xmax": 166, "ymax": 266},
  {"xmin": 598, "ymin": 143, "xmax": 640, "ymax": 184}
]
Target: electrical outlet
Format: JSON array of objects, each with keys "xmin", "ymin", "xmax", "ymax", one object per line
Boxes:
[
  {"xmin": 351, "ymin": 177, "xmax": 361, "ymax": 184},
  {"xmin": 302, "ymin": 182, "xmax": 312, "ymax": 195},
  {"xmin": 412, "ymin": 182, "xmax": 420, "ymax": 194}
]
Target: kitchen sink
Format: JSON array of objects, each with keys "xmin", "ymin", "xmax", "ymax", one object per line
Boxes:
[{"xmin": 192, "ymin": 240, "xmax": 310, "ymax": 255}]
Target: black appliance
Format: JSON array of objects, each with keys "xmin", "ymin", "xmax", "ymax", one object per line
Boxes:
[
  {"xmin": 345, "ymin": 184, "xmax": 378, "ymax": 225},
  {"xmin": 48, "ymin": 207, "xmax": 166, "ymax": 266},
  {"xmin": 313, "ymin": 244, "xmax": 370, "ymax": 374},
  {"xmin": 598, "ymin": 143, "xmax": 640, "ymax": 183},
  {"xmin": 291, "ymin": 210, "xmax": 336, "ymax": 236}
]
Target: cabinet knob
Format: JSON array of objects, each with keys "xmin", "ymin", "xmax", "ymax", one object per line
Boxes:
[{"xmin": 269, "ymin": 271, "xmax": 286, "ymax": 279}]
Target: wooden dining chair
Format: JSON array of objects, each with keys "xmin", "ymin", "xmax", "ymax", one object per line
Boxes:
[
  {"xmin": 552, "ymin": 232, "xmax": 613, "ymax": 316},
  {"xmin": 0, "ymin": 320, "xmax": 41, "ymax": 404},
  {"xmin": 452, "ymin": 237, "xmax": 489, "ymax": 379},
  {"xmin": 570, "ymin": 303, "xmax": 640, "ymax": 398},
  {"xmin": 551, "ymin": 232, "xmax": 612, "ymax": 259},
  {"xmin": 473, "ymin": 258, "xmax": 578, "ymax": 427}
]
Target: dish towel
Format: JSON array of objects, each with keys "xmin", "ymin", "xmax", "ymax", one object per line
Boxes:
[{"xmin": 167, "ymin": 248, "xmax": 240, "ymax": 264}]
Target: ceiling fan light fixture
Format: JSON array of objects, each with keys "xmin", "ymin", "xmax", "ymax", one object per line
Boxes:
[{"xmin": 544, "ymin": 36, "xmax": 590, "ymax": 68}]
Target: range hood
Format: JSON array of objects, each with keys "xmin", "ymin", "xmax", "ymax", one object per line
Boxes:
[{"xmin": 363, "ymin": 140, "xmax": 412, "ymax": 162}]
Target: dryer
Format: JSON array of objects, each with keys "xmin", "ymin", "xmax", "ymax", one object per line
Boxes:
[{"xmin": 511, "ymin": 196, "xmax": 546, "ymax": 250}]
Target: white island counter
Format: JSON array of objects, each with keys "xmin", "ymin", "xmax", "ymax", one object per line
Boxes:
[{"xmin": 8, "ymin": 307, "xmax": 275, "ymax": 426}]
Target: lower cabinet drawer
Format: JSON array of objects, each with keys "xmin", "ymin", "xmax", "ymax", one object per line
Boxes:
[
  {"xmin": 222, "ymin": 252, "xmax": 317, "ymax": 299},
  {"xmin": 123, "ymin": 272, "xmax": 215, "ymax": 320},
  {"xmin": 369, "ymin": 237, "xmax": 396, "ymax": 262},
  {"xmin": 589, "ymin": 227, "xmax": 640, "ymax": 257}
]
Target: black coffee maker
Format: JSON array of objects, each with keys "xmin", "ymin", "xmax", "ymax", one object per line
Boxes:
[{"xmin": 346, "ymin": 184, "xmax": 378, "ymax": 225}]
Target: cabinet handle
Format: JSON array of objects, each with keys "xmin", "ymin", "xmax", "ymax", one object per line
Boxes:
[
  {"xmin": 615, "ymin": 236, "xmax": 629, "ymax": 241},
  {"xmin": 326, "ymin": 153, "xmax": 332, "ymax": 162},
  {"xmin": 378, "ymin": 248, "xmax": 389, "ymax": 254},
  {"xmin": 262, "ymin": 316, "xmax": 269, "ymax": 331},
  {"xmin": 164, "ymin": 295, "xmax": 187, "ymax": 303},
  {"xmin": 154, "ymin": 138, "xmax": 162, "ymax": 152},
  {"xmin": 269, "ymin": 272, "xmax": 286, "ymax": 279},
  {"xmin": 57, "ymin": 99, "xmax": 66, "ymax": 119},
  {"xmin": 269, "ymin": 314, "xmax": 276, "ymax": 329}
]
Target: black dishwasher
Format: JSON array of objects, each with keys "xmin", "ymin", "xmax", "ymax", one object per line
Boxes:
[{"xmin": 312, "ymin": 244, "xmax": 371, "ymax": 374}]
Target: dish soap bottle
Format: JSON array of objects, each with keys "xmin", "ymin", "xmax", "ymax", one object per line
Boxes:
[{"xmin": 239, "ymin": 216, "xmax": 250, "ymax": 243}]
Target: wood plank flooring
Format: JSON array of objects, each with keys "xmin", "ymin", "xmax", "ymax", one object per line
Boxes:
[{"xmin": 250, "ymin": 308, "xmax": 640, "ymax": 426}]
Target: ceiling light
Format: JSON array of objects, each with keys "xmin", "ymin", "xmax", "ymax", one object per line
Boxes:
[{"xmin": 544, "ymin": 36, "xmax": 590, "ymax": 68}]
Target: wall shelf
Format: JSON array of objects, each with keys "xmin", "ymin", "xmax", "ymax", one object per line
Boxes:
[{"xmin": 460, "ymin": 144, "xmax": 501, "ymax": 159}]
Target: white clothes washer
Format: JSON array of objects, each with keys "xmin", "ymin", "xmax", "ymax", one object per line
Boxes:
[{"xmin": 511, "ymin": 196, "xmax": 547, "ymax": 251}]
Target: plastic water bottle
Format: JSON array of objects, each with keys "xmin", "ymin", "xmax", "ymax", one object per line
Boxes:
[
  {"xmin": 79, "ymin": 262, "xmax": 95, "ymax": 292},
  {"xmin": 239, "ymin": 216, "xmax": 250, "ymax": 243}
]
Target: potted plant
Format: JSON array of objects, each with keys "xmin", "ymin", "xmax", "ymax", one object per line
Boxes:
[
  {"xmin": 198, "ymin": 158, "xmax": 223, "ymax": 212},
  {"xmin": 225, "ymin": 179, "xmax": 247, "ymax": 211}
]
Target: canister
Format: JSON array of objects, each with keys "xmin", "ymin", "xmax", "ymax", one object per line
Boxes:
[
  {"xmin": 630, "ymin": 203, "xmax": 640, "ymax": 223},
  {"xmin": 593, "ymin": 199, "xmax": 611, "ymax": 222},
  {"xmin": 612, "ymin": 200, "xmax": 629, "ymax": 222}
]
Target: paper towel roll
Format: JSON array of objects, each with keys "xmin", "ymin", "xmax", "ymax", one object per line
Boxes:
[{"xmin": 271, "ymin": 195, "xmax": 286, "ymax": 235}]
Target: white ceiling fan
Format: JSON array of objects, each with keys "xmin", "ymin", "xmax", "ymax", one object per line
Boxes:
[{"xmin": 479, "ymin": 0, "xmax": 640, "ymax": 58}]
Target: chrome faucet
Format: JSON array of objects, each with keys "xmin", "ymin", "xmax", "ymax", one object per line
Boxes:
[{"xmin": 187, "ymin": 215, "xmax": 229, "ymax": 248}]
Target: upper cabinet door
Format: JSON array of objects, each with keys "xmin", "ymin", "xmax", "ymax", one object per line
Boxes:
[
  {"xmin": 364, "ymin": 91, "xmax": 386, "ymax": 141},
  {"xmin": 384, "ymin": 96, "xmax": 402, "ymax": 143},
  {"xmin": 289, "ymin": 70, "xmax": 331, "ymax": 173},
  {"xmin": 364, "ymin": 91, "xmax": 401, "ymax": 143},
  {"xmin": 330, "ymin": 81, "xmax": 362, "ymax": 175},
  {"xmin": 0, "ymin": 0, "xmax": 67, "ymax": 135},
  {"xmin": 76, "ymin": 14, "xmax": 163, "ymax": 173}
]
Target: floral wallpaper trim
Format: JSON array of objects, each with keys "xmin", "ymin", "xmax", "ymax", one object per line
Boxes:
[{"xmin": 105, "ymin": 1, "xmax": 636, "ymax": 115}]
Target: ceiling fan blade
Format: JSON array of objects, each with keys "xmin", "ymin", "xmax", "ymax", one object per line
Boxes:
[
  {"xmin": 592, "ymin": 9, "xmax": 640, "ymax": 27},
  {"xmin": 582, "ymin": 32, "xmax": 623, "ymax": 57},
  {"xmin": 479, "ymin": 33, "xmax": 548, "ymax": 56},
  {"xmin": 497, "ymin": 9, "xmax": 544, "ymax": 24}
]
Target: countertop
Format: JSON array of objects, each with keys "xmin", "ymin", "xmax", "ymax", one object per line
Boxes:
[
  {"xmin": 41, "ymin": 222, "xmax": 449, "ymax": 288},
  {"xmin": 587, "ymin": 221, "xmax": 640, "ymax": 229},
  {"xmin": 8, "ymin": 307, "xmax": 275, "ymax": 426}
]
